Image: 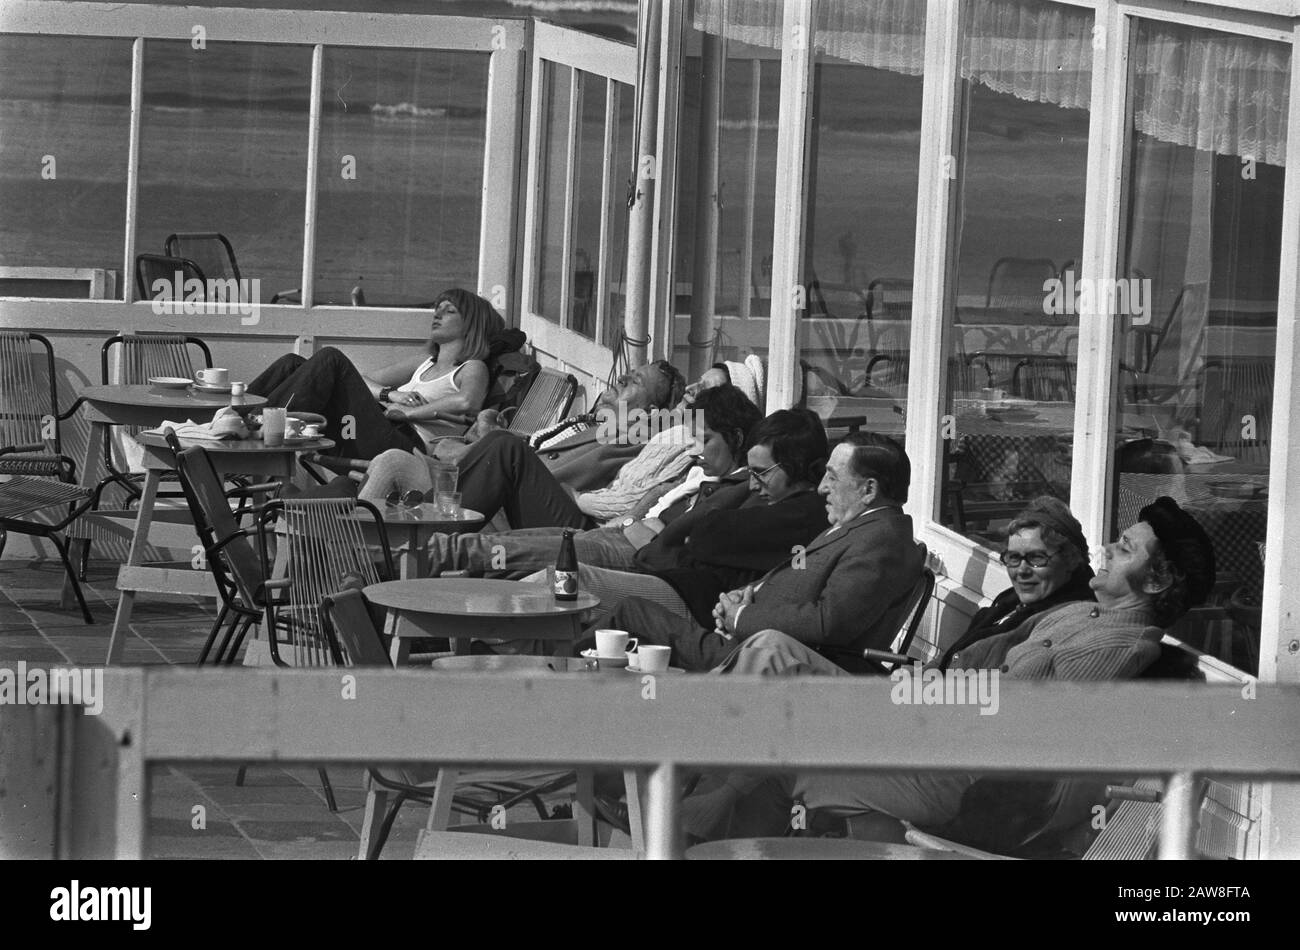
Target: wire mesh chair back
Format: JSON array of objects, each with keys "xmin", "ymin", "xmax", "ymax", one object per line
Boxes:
[
  {"xmin": 506, "ymin": 367, "xmax": 578, "ymax": 437},
  {"xmin": 169, "ymin": 437, "xmax": 267, "ymax": 611},
  {"xmin": 102, "ymin": 334, "xmax": 214, "ymax": 464},
  {"xmin": 1198, "ymin": 356, "xmax": 1273, "ymax": 466},
  {"xmin": 1012, "ymin": 356, "xmax": 1076, "ymax": 402},
  {"xmin": 135, "ymin": 254, "xmax": 206, "ymax": 301},
  {"xmin": 164, "ymin": 232, "xmax": 242, "ymax": 286},
  {"xmin": 274, "ymin": 498, "xmax": 392, "ymax": 668},
  {"xmin": 0, "ymin": 331, "xmax": 61, "ymax": 469},
  {"xmin": 985, "ymin": 257, "xmax": 1056, "ymax": 311}
]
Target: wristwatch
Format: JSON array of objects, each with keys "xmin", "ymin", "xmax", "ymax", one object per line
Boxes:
[{"xmin": 378, "ymin": 386, "xmax": 394, "ymax": 402}]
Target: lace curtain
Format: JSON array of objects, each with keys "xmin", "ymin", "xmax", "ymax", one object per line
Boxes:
[{"xmin": 692, "ymin": 0, "xmax": 1290, "ymax": 164}]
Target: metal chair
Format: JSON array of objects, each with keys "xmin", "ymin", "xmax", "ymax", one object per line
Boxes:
[
  {"xmin": 320, "ymin": 588, "xmax": 578, "ymax": 859},
  {"xmin": 97, "ymin": 334, "xmax": 213, "ymax": 500},
  {"xmin": 166, "ymin": 431, "xmax": 285, "ymax": 666},
  {"xmin": 164, "ymin": 232, "xmax": 241, "ymax": 284},
  {"xmin": 134, "ymin": 253, "xmax": 205, "ymax": 302},
  {"xmin": 0, "ymin": 331, "xmax": 94, "ymax": 621},
  {"xmin": 500, "ymin": 366, "xmax": 577, "ymax": 438},
  {"xmin": 860, "ymin": 562, "xmax": 937, "ymax": 674},
  {"xmin": 985, "ymin": 257, "xmax": 1056, "ymax": 311}
]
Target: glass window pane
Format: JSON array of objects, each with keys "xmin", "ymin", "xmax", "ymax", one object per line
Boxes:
[
  {"xmin": 570, "ymin": 72, "xmax": 607, "ymax": 340},
  {"xmin": 137, "ymin": 41, "xmax": 311, "ymax": 305},
  {"xmin": 1112, "ymin": 21, "xmax": 1288, "ymax": 674},
  {"xmin": 798, "ymin": 0, "xmax": 927, "ymax": 437},
  {"xmin": 605, "ymin": 82, "xmax": 635, "ymax": 349},
  {"xmin": 0, "ymin": 35, "xmax": 132, "ymax": 297},
  {"xmin": 535, "ymin": 62, "xmax": 572, "ymax": 322},
  {"xmin": 672, "ymin": 14, "xmax": 781, "ymax": 381},
  {"xmin": 937, "ymin": 1, "xmax": 1093, "ymax": 547},
  {"xmin": 314, "ymin": 47, "xmax": 487, "ymax": 307}
]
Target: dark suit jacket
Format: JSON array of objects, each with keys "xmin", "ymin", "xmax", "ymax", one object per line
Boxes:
[
  {"xmin": 536, "ymin": 426, "xmax": 643, "ymax": 493},
  {"xmin": 649, "ymin": 488, "xmax": 829, "ymax": 626},
  {"xmin": 734, "ymin": 505, "xmax": 925, "ymax": 670}
]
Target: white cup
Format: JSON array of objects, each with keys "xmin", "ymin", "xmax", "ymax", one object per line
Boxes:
[
  {"xmin": 595, "ymin": 629, "xmax": 636, "ymax": 658},
  {"xmin": 262, "ymin": 407, "xmax": 287, "ymax": 447},
  {"xmin": 197, "ymin": 367, "xmax": 230, "ymax": 386},
  {"xmin": 632, "ymin": 644, "xmax": 671, "ymax": 673},
  {"xmin": 229, "ymin": 381, "xmax": 246, "ymax": 397}
]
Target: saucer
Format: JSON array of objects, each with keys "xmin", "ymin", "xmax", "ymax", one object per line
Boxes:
[
  {"xmin": 625, "ymin": 664, "xmax": 685, "ymax": 675},
  {"xmin": 149, "ymin": 376, "xmax": 193, "ymax": 389},
  {"xmin": 580, "ymin": 648, "xmax": 628, "ymax": 668},
  {"xmin": 192, "ymin": 380, "xmax": 233, "ymax": 394}
]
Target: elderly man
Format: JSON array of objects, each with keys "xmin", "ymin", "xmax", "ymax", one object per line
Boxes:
[
  {"xmin": 689, "ymin": 495, "xmax": 1216, "ymax": 846},
  {"xmin": 594, "ymin": 431, "xmax": 925, "ymax": 672},
  {"xmin": 357, "ymin": 360, "xmax": 687, "ymax": 528}
]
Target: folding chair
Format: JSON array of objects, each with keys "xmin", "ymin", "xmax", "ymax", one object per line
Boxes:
[
  {"xmin": 321, "ymin": 589, "xmax": 578, "ymax": 859},
  {"xmin": 860, "ymin": 563, "xmax": 937, "ymax": 674},
  {"xmin": 0, "ymin": 332, "xmax": 94, "ymax": 622},
  {"xmin": 166, "ymin": 431, "xmax": 285, "ymax": 666},
  {"xmin": 501, "ymin": 366, "xmax": 577, "ymax": 438}
]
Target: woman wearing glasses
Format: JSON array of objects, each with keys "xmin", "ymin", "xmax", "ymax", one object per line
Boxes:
[{"xmin": 933, "ymin": 495, "xmax": 1096, "ymax": 669}]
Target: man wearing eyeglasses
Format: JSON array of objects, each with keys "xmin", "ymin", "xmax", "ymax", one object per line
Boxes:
[{"xmin": 599, "ymin": 431, "xmax": 925, "ymax": 672}]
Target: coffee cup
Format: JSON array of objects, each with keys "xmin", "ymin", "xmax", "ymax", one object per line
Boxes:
[
  {"xmin": 595, "ymin": 629, "xmax": 636, "ymax": 658},
  {"xmin": 301, "ymin": 423, "xmax": 322, "ymax": 439},
  {"xmin": 230, "ymin": 381, "xmax": 246, "ymax": 397},
  {"xmin": 197, "ymin": 367, "xmax": 230, "ymax": 387},
  {"xmin": 631, "ymin": 644, "xmax": 671, "ymax": 673}
]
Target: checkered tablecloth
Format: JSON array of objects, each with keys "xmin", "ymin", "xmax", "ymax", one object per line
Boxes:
[{"xmin": 1116, "ymin": 474, "xmax": 1267, "ymax": 590}]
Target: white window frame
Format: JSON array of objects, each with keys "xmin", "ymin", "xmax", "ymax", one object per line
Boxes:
[
  {"xmin": 519, "ymin": 21, "xmax": 635, "ymax": 384},
  {"xmin": 0, "ymin": 0, "xmax": 525, "ymax": 337}
]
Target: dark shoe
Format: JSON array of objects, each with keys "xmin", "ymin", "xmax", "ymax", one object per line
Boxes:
[{"xmin": 591, "ymin": 792, "xmax": 631, "ymax": 835}]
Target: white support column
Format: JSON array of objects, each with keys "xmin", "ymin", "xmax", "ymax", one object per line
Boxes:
[
  {"xmin": 649, "ymin": 0, "xmax": 685, "ymax": 363},
  {"xmin": 765, "ymin": 0, "xmax": 815, "ymax": 413},
  {"xmin": 299, "ymin": 44, "xmax": 323, "ymax": 310},
  {"xmin": 623, "ymin": 0, "xmax": 661, "ymax": 367},
  {"xmin": 902, "ymin": 0, "xmax": 961, "ymax": 531},
  {"xmin": 643, "ymin": 761, "xmax": 681, "ymax": 860},
  {"xmin": 121, "ymin": 37, "xmax": 143, "ymax": 304},
  {"xmin": 1071, "ymin": 3, "xmax": 1131, "ymax": 550},
  {"xmin": 1256, "ymin": 17, "xmax": 1300, "ymax": 861},
  {"xmin": 480, "ymin": 26, "xmax": 527, "ymax": 316},
  {"xmin": 739, "ymin": 58, "xmax": 762, "ymax": 323},
  {"xmin": 560, "ymin": 72, "xmax": 581, "ymax": 330},
  {"xmin": 595, "ymin": 79, "xmax": 619, "ymax": 343}
]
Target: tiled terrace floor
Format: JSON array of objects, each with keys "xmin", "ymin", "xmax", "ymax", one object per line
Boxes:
[{"xmin": 0, "ymin": 558, "xmax": 576, "ymax": 860}]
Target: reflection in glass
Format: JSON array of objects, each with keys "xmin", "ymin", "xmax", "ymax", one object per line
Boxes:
[
  {"xmin": 536, "ymin": 62, "xmax": 572, "ymax": 323},
  {"xmin": 937, "ymin": 0, "xmax": 1093, "ymax": 549},
  {"xmin": 1112, "ymin": 21, "xmax": 1288, "ymax": 674},
  {"xmin": 138, "ymin": 41, "xmax": 311, "ymax": 305},
  {"xmin": 315, "ymin": 47, "xmax": 487, "ymax": 306},
  {"xmin": 798, "ymin": 0, "xmax": 926, "ymax": 438},
  {"xmin": 570, "ymin": 73, "xmax": 607, "ymax": 339},
  {"xmin": 673, "ymin": 6, "xmax": 781, "ymax": 377},
  {"xmin": 0, "ymin": 36, "xmax": 132, "ymax": 296}
]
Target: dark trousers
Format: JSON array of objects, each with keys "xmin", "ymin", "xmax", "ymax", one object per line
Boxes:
[
  {"xmin": 587, "ymin": 595, "xmax": 733, "ymax": 672},
  {"xmin": 248, "ymin": 347, "xmax": 423, "ymax": 459},
  {"xmin": 456, "ymin": 430, "xmax": 590, "ymax": 530}
]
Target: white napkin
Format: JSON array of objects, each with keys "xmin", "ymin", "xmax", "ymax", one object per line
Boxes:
[{"xmin": 147, "ymin": 407, "xmax": 249, "ymax": 442}]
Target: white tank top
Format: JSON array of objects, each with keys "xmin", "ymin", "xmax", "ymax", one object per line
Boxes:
[{"xmin": 397, "ymin": 359, "xmax": 471, "ymax": 447}]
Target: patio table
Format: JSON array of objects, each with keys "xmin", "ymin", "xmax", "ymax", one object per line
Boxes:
[
  {"xmin": 103, "ymin": 430, "xmax": 333, "ymax": 665},
  {"xmin": 61, "ymin": 383, "xmax": 266, "ymax": 608},
  {"xmin": 344, "ymin": 503, "xmax": 485, "ymax": 580},
  {"xmin": 364, "ymin": 577, "xmax": 599, "ymax": 664}
]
